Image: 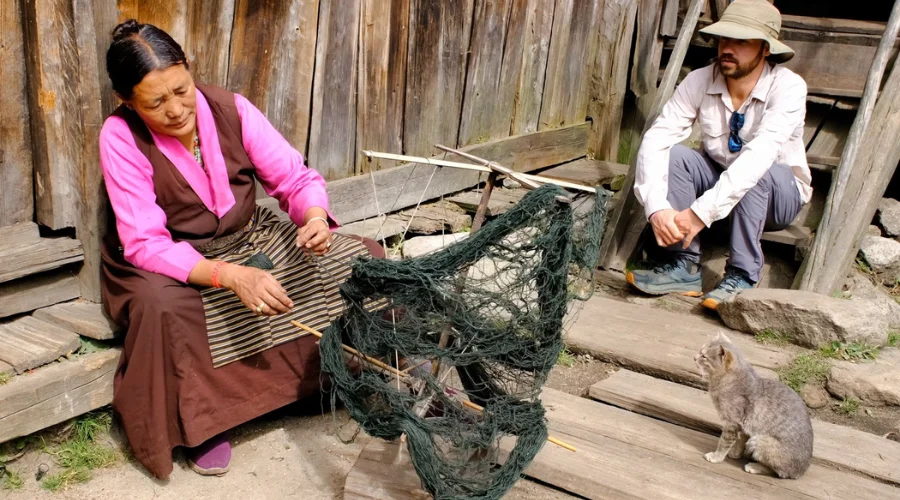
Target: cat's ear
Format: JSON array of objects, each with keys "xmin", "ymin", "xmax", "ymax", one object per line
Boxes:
[
  {"xmin": 722, "ymin": 347, "xmax": 735, "ymax": 370},
  {"xmin": 715, "ymin": 330, "xmax": 732, "ymax": 343}
]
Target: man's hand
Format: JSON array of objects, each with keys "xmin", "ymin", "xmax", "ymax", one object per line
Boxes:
[
  {"xmin": 649, "ymin": 209, "xmax": 685, "ymax": 247},
  {"xmin": 674, "ymin": 208, "xmax": 706, "ymax": 249}
]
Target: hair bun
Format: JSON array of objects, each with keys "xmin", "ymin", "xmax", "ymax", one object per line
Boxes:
[{"xmin": 112, "ymin": 19, "xmax": 141, "ymax": 41}]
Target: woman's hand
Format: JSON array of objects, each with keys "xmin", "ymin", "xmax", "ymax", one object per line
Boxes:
[
  {"xmin": 218, "ymin": 264, "xmax": 293, "ymax": 316},
  {"xmin": 296, "ymin": 217, "xmax": 332, "ymax": 255}
]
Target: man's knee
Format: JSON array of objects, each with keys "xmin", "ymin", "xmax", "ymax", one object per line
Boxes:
[{"xmin": 668, "ymin": 145, "xmax": 696, "ymax": 175}]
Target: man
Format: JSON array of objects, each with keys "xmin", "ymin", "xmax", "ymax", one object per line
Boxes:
[{"xmin": 626, "ymin": 0, "xmax": 811, "ymax": 310}]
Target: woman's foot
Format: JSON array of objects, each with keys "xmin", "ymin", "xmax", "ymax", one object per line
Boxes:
[{"xmin": 187, "ymin": 433, "xmax": 231, "ymax": 476}]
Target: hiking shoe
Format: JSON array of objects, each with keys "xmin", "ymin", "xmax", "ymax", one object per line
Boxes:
[
  {"xmin": 626, "ymin": 258, "xmax": 702, "ymax": 297},
  {"xmin": 187, "ymin": 433, "xmax": 231, "ymax": 476},
  {"xmin": 701, "ymin": 268, "xmax": 755, "ymax": 311}
]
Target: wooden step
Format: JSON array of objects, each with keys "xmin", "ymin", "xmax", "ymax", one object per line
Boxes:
[
  {"xmin": 0, "ymin": 348, "xmax": 120, "ymax": 444},
  {"xmin": 0, "ymin": 316, "xmax": 81, "ymax": 374},
  {"xmin": 589, "ymin": 370, "xmax": 900, "ymax": 486},
  {"xmin": 509, "ymin": 388, "xmax": 899, "ymax": 499},
  {"xmin": 0, "ymin": 236, "xmax": 84, "ymax": 284},
  {"xmin": 565, "ymin": 296, "xmax": 793, "ymax": 387},
  {"xmin": 33, "ymin": 301, "xmax": 119, "ymax": 340},
  {"xmin": 537, "ymin": 158, "xmax": 628, "ymax": 187},
  {"xmin": 0, "ymin": 270, "xmax": 81, "ymax": 320}
]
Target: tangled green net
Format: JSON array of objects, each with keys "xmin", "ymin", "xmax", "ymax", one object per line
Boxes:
[{"xmin": 320, "ymin": 184, "xmax": 610, "ymax": 499}]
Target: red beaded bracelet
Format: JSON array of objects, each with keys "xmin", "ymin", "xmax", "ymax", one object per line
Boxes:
[{"xmin": 210, "ymin": 261, "xmax": 227, "ymax": 288}]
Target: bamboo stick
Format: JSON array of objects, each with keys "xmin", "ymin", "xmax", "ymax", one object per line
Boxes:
[
  {"xmin": 361, "ymin": 150, "xmax": 597, "ymax": 193},
  {"xmin": 292, "ymin": 320, "xmax": 576, "ymax": 452}
]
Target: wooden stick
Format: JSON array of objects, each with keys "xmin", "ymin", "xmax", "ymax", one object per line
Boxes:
[
  {"xmin": 361, "ymin": 150, "xmax": 597, "ymax": 193},
  {"xmin": 457, "ymin": 398, "xmax": 577, "ymax": 453}
]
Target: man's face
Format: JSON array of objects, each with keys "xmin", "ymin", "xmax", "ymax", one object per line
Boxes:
[{"xmin": 717, "ymin": 37, "xmax": 769, "ymax": 79}]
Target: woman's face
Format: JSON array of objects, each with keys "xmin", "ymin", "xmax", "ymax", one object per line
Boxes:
[{"xmin": 126, "ymin": 64, "xmax": 196, "ymax": 138}]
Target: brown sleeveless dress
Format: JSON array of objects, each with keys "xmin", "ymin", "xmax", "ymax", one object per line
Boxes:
[{"xmin": 100, "ymin": 84, "xmax": 382, "ymax": 479}]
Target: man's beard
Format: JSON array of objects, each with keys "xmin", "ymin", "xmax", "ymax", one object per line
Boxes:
[{"xmin": 717, "ymin": 49, "xmax": 765, "ymax": 79}]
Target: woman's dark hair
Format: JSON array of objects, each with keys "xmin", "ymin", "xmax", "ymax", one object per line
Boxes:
[{"xmin": 106, "ymin": 19, "xmax": 189, "ymax": 99}]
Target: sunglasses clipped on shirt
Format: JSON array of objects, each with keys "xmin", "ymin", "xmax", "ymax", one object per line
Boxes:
[{"xmin": 729, "ymin": 111, "xmax": 745, "ymax": 153}]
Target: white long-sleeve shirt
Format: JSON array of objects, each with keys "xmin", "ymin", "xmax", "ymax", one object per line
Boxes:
[{"xmin": 634, "ymin": 62, "xmax": 812, "ymax": 226}]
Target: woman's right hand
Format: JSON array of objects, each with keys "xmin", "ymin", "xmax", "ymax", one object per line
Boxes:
[{"xmin": 219, "ymin": 264, "xmax": 293, "ymax": 316}]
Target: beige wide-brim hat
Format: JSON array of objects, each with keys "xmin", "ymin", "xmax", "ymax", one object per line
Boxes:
[{"xmin": 699, "ymin": 0, "xmax": 794, "ymax": 63}]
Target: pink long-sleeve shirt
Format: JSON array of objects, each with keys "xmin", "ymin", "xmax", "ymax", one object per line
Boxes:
[{"xmin": 99, "ymin": 88, "xmax": 333, "ymax": 283}]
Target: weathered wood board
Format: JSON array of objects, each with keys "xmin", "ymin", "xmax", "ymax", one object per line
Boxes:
[
  {"xmin": 514, "ymin": 388, "xmax": 900, "ymax": 500},
  {"xmin": 0, "ymin": 316, "xmax": 82, "ymax": 374},
  {"xmin": 807, "ymin": 103, "xmax": 855, "ymax": 167},
  {"xmin": 395, "ymin": 200, "xmax": 472, "ymax": 235},
  {"xmin": 564, "ymin": 296, "xmax": 792, "ymax": 387},
  {"xmin": 33, "ymin": 302, "xmax": 119, "ymax": 340},
  {"xmin": 356, "ymin": 0, "xmax": 409, "ymax": 173},
  {"xmin": 538, "ymin": 159, "xmax": 629, "ymax": 187},
  {"xmin": 0, "ymin": 238, "xmax": 84, "ymax": 284},
  {"xmin": 0, "ymin": 0, "xmax": 35, "ymax": 227},
  {"xmin": 335, "ymin": 216, "xmax": 408, "ymax": 242},
  {"xmin": 506, "ymin": 0, "xmax": 555, "ymax": 135},
  {"xmin": 0, "ymin": 348, "xmax": 120, "ymax": 444},
  {"xmin": 0, "ymin": 271, "xmax": 81, "ymax": 320},
  {"xmin": 227, "ymin": 0, "xmax": 320, "ymax": 161},
  {"xmin": 539, "ymin": 0, "xmax": 603, "ymax": 130},
  {"xmin": 404, "ymin": 0, "xmax": 475, "ymax": 157},
  {"xmin": 589, "ymin": 370, "xmax": 900, "ymax": 486},
  {"xmin": 297, "ymin": 123, "xmax": 588, "ymax": 226},
  {"xmin": 308, "ymin": 0, "xmax": 361, "ymax": 180},
  {"xmin": 448, "ymin": 189, "xmax": 526, "ymax": 217}
]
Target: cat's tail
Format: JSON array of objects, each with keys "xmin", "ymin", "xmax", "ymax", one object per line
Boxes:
[{"xmin": 746, "ymin": 435, "xmax": 811, "ymax": 479}]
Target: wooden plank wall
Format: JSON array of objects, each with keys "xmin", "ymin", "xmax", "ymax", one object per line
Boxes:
[{"xmin": 4, "ymin": 0, "xmax": 626, "ymax": 299}]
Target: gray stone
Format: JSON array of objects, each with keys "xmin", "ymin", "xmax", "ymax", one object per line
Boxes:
[
  {"xmin": 877, "ymin": 197, "xmax": 900, "ymax": 237},
  {"xmin": 859, "ymin": 235, "xmax": 900, "ymax": 285},
  {"xmin": 867, "ymin": 225, "xmax": 883, "ymax": 237},
  {"xmin": 502, "ymin": 177, "xmax": 522, "ymax": 189},
  {"xmin": 800, "ymin": 383, "xmax": 830, "ymax": 409},
  {"xmin": 843, "ymin": 271, "xmax": 900, "ymax": 329},
  {"xmin": 402, "ymin": 233, "xmax": 469, "ymax": 259},
  {"xmin": 718, "ymin": 288, "xmax": 889, "ymax": 348},
  {"xmin": 826, "ymin": 349, "xmax": 900, "ymax": 406}
]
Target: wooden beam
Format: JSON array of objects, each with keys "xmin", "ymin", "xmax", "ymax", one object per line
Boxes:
[
  {"xmin": 798, "ymin": 0, "xmax": 900, "ymax": 294},
  {"xmin": 587, "ymin": 0, "xmax": 637, "ymax": 162},
  {"xmin": 590, "ymin": 370, "xmax": 900, "ymax": 486},
  {"xmin": 505, "ymin": 0, "xmax": 554, "ymax": 135},
  {"xmin": 0, "ymin": 348, "xmax": 120, "ymax": 444},
  {"xmin": 404, "ymin": 0, "xmax": 475, "ymax": 157},
  {"xmin": 538, "ymin": 0, "xmax": 603, "ymax": 130},
  {"xmin": 0, "ymin": 271, "xmax": 80, "ymax": 320},
  {"xmin": 292, "ymin": 123, "xmax": 587, "ymax": 225},
  {"xmin": 0, "ymin": 238, "xmax": 84, "ymax": 284},
  {"xmin": 308, "ymin": 0, "xmax": 361, "ymax": 180},
  {"xmin": 708, "ymin": 0, "xmax": 728, "ymax": 21},
  {"xmin": 659, "ymin": 0, "xmax": 678, "ymax": 37},
  {"xmin": 600, "ymin": 0, "xmax": 705, "ymax": 270},
  {"xmin": 21, "ymin": 0, "xmax": 84, "ymax": 229},
  {"xmin": 0, "ymin": 0, "xmax": 35, "ymax": 227},
  {"xmin": 356, "ymin": 0, "xmax": 409, "ymax": 173},
  {"xmin": 781, "ymin": 15, "xmax": 886, "ymax": 36},
  {"xmin": 227, "ymin": 0, "xmax": 319, "ymax": 170}
]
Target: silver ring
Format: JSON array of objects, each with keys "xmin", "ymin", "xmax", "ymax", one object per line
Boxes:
[
  {"xmin": 256, "ymin": 302, "xmax": 265, "ymax": 314},
  {"xmin": 326, "ymin": 239, "xmax": 332, "ymax": 249}
]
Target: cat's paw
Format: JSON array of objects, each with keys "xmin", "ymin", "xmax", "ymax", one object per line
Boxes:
[
  {"xmin": 727, "ymin": 446, "xmax": 745, "ymax": 459},
  {"xmin": 704, "ymin": 452, "xmax": 725, "ymax": 464},
  {"xmin": 744, "ymin": 462, "xmax": 773, "ymax": 475}
]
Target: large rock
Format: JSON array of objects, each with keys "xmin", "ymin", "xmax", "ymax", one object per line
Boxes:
[
  {"xmin": 402, "ymin": 233, "xmax": 469, "ymax": 259},
  {"xmin": 800, "ymin": 383, "xmax": 830, "ymax": 409},
  {"xmin": 859, "ymin": 235, "xmax": 900, "ymax": 285},
  {"xmin": 843, "ymin": 271, "xmax": 900, "ymax": 329},
  {"xmin": 826, "ymin": 349, "xmax": 900, "ymax": 406},
  {"xmin": 718, "ymin": 288, "xmax": 889, "ymax": 348},
  {"xmin": 877, "ymin": 197, "xmax": 900, "ymax": 237}
]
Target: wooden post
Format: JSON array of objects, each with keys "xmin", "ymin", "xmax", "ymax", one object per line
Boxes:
[
  {"xmin": 587, "ymin": 0, "xmax": 638, "ymax": 162},
  {"xmin": 709, "ymin": 0, "xmax": 729, "ymax": 21},
  {"xmin": 599, "ymin": 0, "xmax": 705, "ymax": 270},
  {"xmin": 1, "ymin": 0, "xmax": 35, "ymax": 227},
  {"xmin": 796, "ymin": 0, "xmax": 900, "ymax": 294},
  {"xmin": 471, "ymin": 173, "xmax": 499, "ymax": 233}
]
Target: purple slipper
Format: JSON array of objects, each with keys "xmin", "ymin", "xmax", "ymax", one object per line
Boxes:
[{"xmin": 187, "ymin": 433, "xmax": 231, "ymax": 476}]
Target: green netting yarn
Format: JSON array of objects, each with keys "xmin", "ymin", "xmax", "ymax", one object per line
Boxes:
[{"xmin": 320, "ymin": 184, "xmax": 610, "ymax": 499}]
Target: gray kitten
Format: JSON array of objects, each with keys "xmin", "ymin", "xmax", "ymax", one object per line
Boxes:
[{"xmin": 694, "ymin": 332, "xmax": 813, "ymax": 479}]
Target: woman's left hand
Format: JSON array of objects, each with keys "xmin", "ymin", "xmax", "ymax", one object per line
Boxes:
[{"xmin": 296, "ymin": 218, "xmax": 332, "ymax": 255}]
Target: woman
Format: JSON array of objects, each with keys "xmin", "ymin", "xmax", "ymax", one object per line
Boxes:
[{"xmin": 100, "ymin": 20, "xmax": 382, "ymax": 479}]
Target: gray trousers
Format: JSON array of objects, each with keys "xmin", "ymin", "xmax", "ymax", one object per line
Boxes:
[{"xmin": 663, "ymin": 145, "xmax": 803, "ymax": 283}]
